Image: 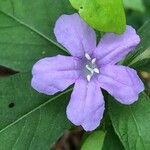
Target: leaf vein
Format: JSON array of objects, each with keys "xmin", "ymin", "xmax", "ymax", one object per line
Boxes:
[
  {"xmin": 0, "ymin": 88, "xmax": 72, "ymax": 134},
  {"xmin": 0, "ymin": 9, "xmax": 67, "ymax": 53},
  {"xmin": 28, "ymin": 110, "xmax": 41, "ymax": 150},
  {"xmin": 11, "ymin": 118, "xmax": 27, "ymax": 150},
  {"xmin": 129, "ymin": 106, "xmax": 146, "ymax": 150}
]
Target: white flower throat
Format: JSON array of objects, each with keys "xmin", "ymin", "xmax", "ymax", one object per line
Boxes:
[{"xmin": 85, "ymin": 53, "xmax": 99, "ymax": 82}]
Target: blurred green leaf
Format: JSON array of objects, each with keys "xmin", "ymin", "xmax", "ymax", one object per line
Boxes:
[
  {"xmin": 102, "ymin": 127, "xmax": 124, "ymax": 150},
  {"xmin": 81, "ymin": 131, "xmax": 106, "ymax": 150},
  {"xmin": 109, "ymin": 92, "xmax": 150, "ymax": 150},
  {"xmin": 0, "ymin": 73, "xmax": 71, "ymax": 150},
  {"xmin": 81, "ymin": 125, "xmax": 124, "ymax": 150},
  {"xmin": 123, "ymin": 0, "xmax": 145, "ymax": 12},
  {"xmin": 126, "ymin": 0, "xmax": 150, "ymax": 30},
  {"xmin": 123, "ymin": 20, "xmax": 150, "ymax": 72},
  {"xmin": 0, "ymin": 0, "xmax": 75, "ymax": 72},
  {"xmin": 69, "ymin": 0, "xmax": 126, "ymax": 34}
]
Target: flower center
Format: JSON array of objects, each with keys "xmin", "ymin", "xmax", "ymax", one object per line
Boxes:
[{"xmin": 84, "ymin": 53, "xmax": 99, "ymax": 82}]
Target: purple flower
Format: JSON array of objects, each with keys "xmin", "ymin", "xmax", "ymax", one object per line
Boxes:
[{"xmin": 31, "ymin": 13, "xmax": 144, "ymax": 131}]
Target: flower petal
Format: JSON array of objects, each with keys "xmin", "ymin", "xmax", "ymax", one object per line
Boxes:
[
  {"xmin": 31, "ymin": 55, "xmax": 81, "ymax": 95},
  {"xmin": 54, "ymin": 13, "xmax": 96, "ymax": 58},
  {"xmin": 67, "ymin": 78, "xmax": 105, "ymax": 131},
  {"xmin": 93, "ymin": 26, "xmax": 140, "ymax": 66},
  {"xmin": 98, "ymin": 65, "xmax": 144, "ymax": 104}
]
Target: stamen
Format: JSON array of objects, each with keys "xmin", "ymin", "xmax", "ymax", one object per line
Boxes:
[
  {"xmin": 84, "ymin": 54, "xmax": 100, "ymax": 82},
  {"xmin": 94, "ymin": 68, "xmax": 100, "ymax": 74},
  {"xmin": 92, "ymin": 58, "xmax": 96, "ymax": 64},
  {"xmin": 87, "ymin": 75, "xmax": 91, "ymax": 82},
  {"xmin": 85, "ymin": 53, "xmax": 91, "ymax": 60},
  {"xmin": 86, "ymin": 65, "xmax": 93, "ymax": 72}
]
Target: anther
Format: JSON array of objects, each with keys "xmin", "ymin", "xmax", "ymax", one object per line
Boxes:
[
  {"xmin": 85, "ymin": 53, "xmax": 91, "ymax": 60},
  {"xmin": 87, "ymin": 75, "xmax": 91, "ymax": 82},
  {"xmin": 92, "ymin": 58, "xmax": 96, "ymax": 64},
  {"xmin": 94, "ymin": 68, "xmax": 100, "ymax": 74}
]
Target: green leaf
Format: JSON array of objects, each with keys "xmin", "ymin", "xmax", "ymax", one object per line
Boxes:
[
  {"xmin": 123, "ymin": 0, "xmax": 145, "ymax": 12},
  {"xmin": 102, "ymin": 127, "xmax": 124, "ymax": 150},
  {"xmin": 0, "ymin": 0, "xmax": 75, "ymax": 72},
  {"xmin": 108, "ymin": 92, "xmax": 150, "ymax": 150},
  {"xmin": 0, "ymin": 73, "xmax": 72, "ymax": 150},
  {"xmin": 69, "ymin": 0, "xmax": 84, "ymax": 9},
  {"xmin": 69, "ymin": 0, "xmax": 126, "ymax": 34},
  {"xmin": 123, "ymin": 20, "xmax": 150, "ymax": 72},
  {"xmin": 81, "ymin": 131, "xmax": 106, "ymax": 150}
]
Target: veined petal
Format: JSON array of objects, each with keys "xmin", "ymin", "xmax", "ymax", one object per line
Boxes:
[
  {"xmin": 31, "ymin": 55, "xmax": 81, "ymax": 95},
  {"xmin": 93, "ymin": 26, "xmax": 140, "ymax": 66},
  {"xmin": 32, "ymin": 55, "xmax": 81, "ymax": 75},
  {"xmin": 98, "ymin": 65, "xmax": 144, "ymax": 104},
  {"xmin": 67, "ymin": 78, "xmax": 105, "ymax": 131},
  {"xmin": 54, "ymin": 13, "xmax": 96, "ymax": 58}
]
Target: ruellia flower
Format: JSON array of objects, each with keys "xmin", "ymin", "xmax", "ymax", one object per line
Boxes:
[{"xmin": 31, "ymin": 13, "xmax": 144, "ymax": 131}]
